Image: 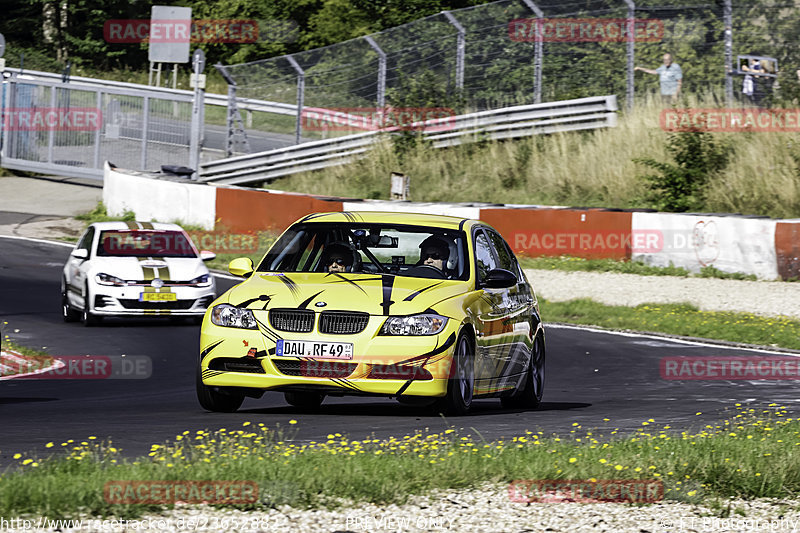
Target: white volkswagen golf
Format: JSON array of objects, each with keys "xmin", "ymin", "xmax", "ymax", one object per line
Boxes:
[{"xmin": 62, "ymin": 221, "xmax": 217, "ymax": 326}]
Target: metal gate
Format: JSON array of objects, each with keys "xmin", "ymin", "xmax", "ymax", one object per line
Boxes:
[{"xmin": 1, "ymin": 76, "xmax": 193, "ymax": 180}]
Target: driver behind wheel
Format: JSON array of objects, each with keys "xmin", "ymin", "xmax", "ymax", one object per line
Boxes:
[{"xmin": 418, "ymin": 236, "xmax": 451, "ymax": 273}]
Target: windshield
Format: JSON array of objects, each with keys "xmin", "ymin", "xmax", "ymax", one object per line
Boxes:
[
  {"xmin": 97, "ymin": 230, "xmax": 197, "ymax": 258},
  {"xmin": 257, "ymin": 223, "xmax": 469, "ymax": 280}
]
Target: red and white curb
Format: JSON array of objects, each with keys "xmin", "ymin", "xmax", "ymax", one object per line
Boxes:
[{"xmin": 0, "ymin": 349, "xmax": 65, "ymax": 381}]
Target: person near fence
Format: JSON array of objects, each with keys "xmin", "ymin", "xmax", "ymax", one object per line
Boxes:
[
  {"xmin": 635, "ymin": 53, "xmax": 683, "ymax": 105},
  {"xmin": 741, "ymin": 58, "xmax": 766, "ymax": 106}
]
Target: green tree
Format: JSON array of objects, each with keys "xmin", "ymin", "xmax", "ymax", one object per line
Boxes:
[{"xmin": 634, "ymin": 129, "xmax": 731, "ymax": 212}]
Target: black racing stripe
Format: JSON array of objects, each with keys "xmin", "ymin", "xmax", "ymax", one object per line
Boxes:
[
  {"xmin": 394, "ymin": 332, "xmax": 457, "ymax": 366},
  {"xmin": 202, "ymin": 369, "xmax": 224, "ymax": 379},
  {"xmin": 125, "ymin": 221, "xmax": 138, "ymax": 230},
  {"xmin": 200, "ymin": 339, "xmax": 224, "ymax": 359},
  {"xmin": 298, "ymin": 290, "xmax": 325, "ymax": 309},
  {"xmin": 236, "ymin": 294, "xmax": 273, "ymax": 308},
  {"xmin": 324, "ymin": 273, "xmax": 371, "ymax": 294},
  {"xmin": 403, "ymin": 282, "xmax": 444, "ymax": 302},
  {"xmin": 140, "ymin": 221, "xmax": 154, "ymax": 229},
  {"xmin": 340, "ymin": 211, "xmax": 359, "ymax": 223},
  {"xmin": 330, "ymin": 377, "xmax": 362, "ymax": 392},
  {"xmin": 380, "ymin": 274, "xmax": 395, "ymax": 316},
  {"xmin": 277, "ymin": 275, "xmax": 301, "ymax": 298},
  {"xmin": 255, "ymin": 318, "xmax": 281, "ymax": 343},
  {"xmin": 395, "ymin": 380, "xmax": 414, "ymax": 396},
  {"xmin": 300, "ymin": 213, "xmax": 328, "ymax": 223}
]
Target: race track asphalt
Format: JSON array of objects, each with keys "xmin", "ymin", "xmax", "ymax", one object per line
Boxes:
[{"xmin": 1, "ymin": 236, "xmax": 797, "ymax": 465}]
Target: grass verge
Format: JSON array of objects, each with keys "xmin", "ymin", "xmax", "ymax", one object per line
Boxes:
[
  {"xmin": 520, "ymin": 256, "xmax": 759, "ymax": 281},
  {"xmin": 540, "ymin": 298, "xmax": 800, "ymax": 350},
  {"xmin": 0, "ymin": 407, "xmax": 797, "ymax": 518}
]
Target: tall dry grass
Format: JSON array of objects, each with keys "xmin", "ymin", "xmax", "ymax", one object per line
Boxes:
[{"xmin": 265, "ymin": 94, "xmax": 800, "ymax": 218}]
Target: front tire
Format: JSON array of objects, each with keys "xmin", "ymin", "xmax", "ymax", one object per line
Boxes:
[
  {"xmin": 81, "ymin": 282, "xmax": 100, "ymax": 327},
  {"xmin": 196, "ymin": 366, "xmax": 245, "ymax": 412},
  {"xmin": 62, "ymin": 282, "xmax": 79, "ymax": 323},
  {"xmin": 284, "ymin": 392, "xmax": 324, "ymax": 411},
  {"xmin": 435, "ymin": 331, "xmax": 475, "ymax": 416},
  {"xmin": 501, "ymin": 332, "xmax": 545, "ymax": 409}
]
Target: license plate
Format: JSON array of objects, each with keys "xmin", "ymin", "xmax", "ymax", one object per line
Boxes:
[
  {"xmin": 276, "ymin": 340, "xmax": 353, "ymax": 359},
  {"xmin": 139, "ymin": 292, "xmax": 177, "ymax": 302}
]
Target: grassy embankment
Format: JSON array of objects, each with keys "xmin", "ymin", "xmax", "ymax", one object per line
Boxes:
[
  {"xmin": 263, "ymin": 94, "xmax": 800, "ymax": 220},
  {"xmin": 1, "ymin": 406, "xmax": 799, "ymax": 517}
]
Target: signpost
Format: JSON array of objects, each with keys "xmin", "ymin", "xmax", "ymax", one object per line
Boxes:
[
  {"xmin": 148, "ymin": 6, "xmax": 191, "ymax": 88},
  {"xmin": 188, "ymin": 48, "xmax": 205, "ymax": 178}
]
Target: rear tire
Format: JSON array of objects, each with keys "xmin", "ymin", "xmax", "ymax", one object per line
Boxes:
[
  {"xmin": 434, "ymin": 331, "xmax": 475, "ymax": 416},
  {"xmin": 501, "ymin": 332, "xmax": 545, "ymax": 409},
  {"xmin": 284, "ymin": 391, "xmax": 324, "ymax": 411},
  {"xmin": 196, "ymin": 366, "xmax": 245, "ymax": 412}
]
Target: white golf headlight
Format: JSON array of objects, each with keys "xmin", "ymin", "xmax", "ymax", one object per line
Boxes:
[{"xmin": 96, "ymin": 273, "xmax": 126, "ymax": 286}]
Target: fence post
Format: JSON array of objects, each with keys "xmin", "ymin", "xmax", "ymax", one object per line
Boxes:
[
  {"xmin": 364, "ymin": 35, "xmax": 386, "ymax": 108},
  {"xmin": 521, "ymin": 0, "xmax": 544, "ymax": 104},
  {"xmin": 623, "ymin": 0, "xmax": 635, "ymax": 110},
  {"xmin": 442, "ymin": 11, "xmax": 465, "ymax": 90},
  {"xmin": 141, "ymin": 96, "xmax": 149, "ymax": 170},
  {"xmin": 93, "ymin": 89, "xmax": 101, "ymax": 169},
  {"xmin": 47, "ymin": 86, "xmax": 56, "ymax": 164},
  {"xmin": 724, "ymin": 0, "xmax": 733, "ymax": 105},
  {"xmin": 286, "ymin": 55, "xmax": 305, "ymax": 144}
]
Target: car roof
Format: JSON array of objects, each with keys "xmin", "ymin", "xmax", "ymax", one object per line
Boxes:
[
  {"xmin": 295, "ymin": 211, "xmax": 475, "ymax": 230},
  {"xmin": 88, "ymin": 221, "xmax": 185, "ymax": 231}
]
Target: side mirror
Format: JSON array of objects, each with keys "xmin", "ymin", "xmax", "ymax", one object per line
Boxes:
[
  {"xmin": 200, "ymin": 250, "xmax": 217, "ymax": 261},
  {"xmin": 482, "ymin": 268, "xmax": 517, "ymax": 289},
  {"xmin": 228, "ymin": 257, "xmax": 254, "ymax": 278},
  {"xmin": 70, "ymin": 248, "xmax": 88, "ymax": 260}
]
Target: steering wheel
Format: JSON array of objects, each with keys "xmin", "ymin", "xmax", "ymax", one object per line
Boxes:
[{"xmin": 405, "ymin": 264, "xmax": 447, "ymax": 279}]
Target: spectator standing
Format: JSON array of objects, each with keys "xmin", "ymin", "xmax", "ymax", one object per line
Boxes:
[{"xmin": 635, "ymin": 53, "xmax": 683, "ymax": 105}]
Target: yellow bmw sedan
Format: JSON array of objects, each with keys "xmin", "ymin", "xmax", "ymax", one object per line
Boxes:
[{"xmin": 197, "ymin": 211, "xmax": 544, "ymax": 415}]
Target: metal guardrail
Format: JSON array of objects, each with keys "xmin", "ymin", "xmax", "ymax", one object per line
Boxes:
[
  {"xmin": 5, "ymin": 68, "xmax": 296, "ymax": 116},
  {"xmin": 199, "ymin": 95, "xmax": 617, "ymax": 185}
]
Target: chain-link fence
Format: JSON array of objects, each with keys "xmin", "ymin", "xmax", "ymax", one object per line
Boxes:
[
  {"xmin": 1, "ymin": 77, "xmax": 195, "ymax": 179},
  {"xmin": 217, "ymin": 0, "xmax": 800, "ymax": 145}
]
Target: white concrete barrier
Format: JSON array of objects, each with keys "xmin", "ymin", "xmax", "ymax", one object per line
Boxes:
[
  {"xmin": 631, "ymin": 212, "xmax": 778, "ymax": 280},
  {"xmin": 103, "ymin": 163, "xmax": 217, "ymax": 230}
]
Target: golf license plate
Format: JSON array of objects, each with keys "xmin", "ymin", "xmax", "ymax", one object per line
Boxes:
[
  {"xmin": 139, "ymin": 292, "xmax": 177, "ymax": 302},
  {"xmin": 276, "ymin": 340, "xmax": 353, "ymax": 359}
]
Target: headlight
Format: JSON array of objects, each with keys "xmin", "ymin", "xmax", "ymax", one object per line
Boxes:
[
  {"xmin": 210, "ymin": 304, "xmax": 258, "ymax": 329},
  {"xmin": 188, "ymin": 274, "xmax": 212, "ymax": 287},
  {"xmin": 380, "ymin": 314, "xmax": 448, "ymax": 336},
  {"xmin": 96, "ymin": 273, "xmax": 126, "ymax": 286}
]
